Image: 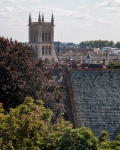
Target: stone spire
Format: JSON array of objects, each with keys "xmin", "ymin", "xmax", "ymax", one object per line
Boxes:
[
  {"xmin": 42, "ymin": 13, "xmax": 44, "ymax": 22},
  {"xmin": 29, "ymin": 13, "xmax": 32, "ymax": 24},
  {"xmin": 38, "ymin": 12, "xmax": 41, "ymax": 23},
  {"xmin": 51, "ymin": 12, "xmax": 54, "ymax": 25}
]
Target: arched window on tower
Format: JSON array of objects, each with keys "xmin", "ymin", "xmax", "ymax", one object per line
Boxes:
[
  {"xmin": 42, "ymin": 46, "xmax": 44, "ymax": 55},
  {"xmin": 46, "ymin": 46, "xmax": 48, "ymax": 55},
  {"xmin": 35, "ymin": 45, "xmax": 37, "ymax": 59},
  {"xmin": 49, "ymin": 46, "xmax": 51, "ymax": 55},
  {"xmin": 45, "ymin": 31, "xmax": 47, "ymax": 41},
  {"xmin": 31, "ymin": 30, "xmax": 34, "ymax": 42},
  {"xmin": 34, "ymin": 31, "xmax": 36, "ymax": 42},
  {"xmin": 42, "ymin": 32, "xmax": 44, "ymax": 42},
  {"xmin": 48, "ymin": 32, "xmax": 51, "ymax": 42},
  {"xmin": 31, "ymin": 31, "xmax": 32, "ymax": 42},
  {"xmin": 36, "ymin": 31, "xmax": 37, "ymax": 42}
]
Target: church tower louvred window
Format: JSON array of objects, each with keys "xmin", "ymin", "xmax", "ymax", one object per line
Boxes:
[
  {"xmin": 36, "ymin": 31, "xmax": 37, "ymax": 42},
  {"xmin": 31, "ymin": 31, "xmax": 32, "ymax": 42},
  {"xmin": 46, "ymin": 46, "xmax": 48, "ymax": 54},
  {"xmin": 49, "ymin": 46, "xmax": 51, "ymax": 55},
  {"xmin": 35, "ymin": 45, "xmax": 37, "ymax": 59},
  {"xmin": 45, "ymin": 31, "xmax": 47, "ymax": 41},
  {"xmin": 42, "ymin": 46, "xmax": 44, "ymax": 55},
  {"xmin": 34, "ymin": 31, "xmax": 36, "ymax": 42},
  {"xmin": 49, "ymin": 32, "xmax": 51, "ymax": 42},
  {"xmin": 42, "ymin": 31, "xmax": 44, "ymax": 42}
]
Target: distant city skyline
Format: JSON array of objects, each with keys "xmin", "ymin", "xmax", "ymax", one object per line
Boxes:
[{"xmin": 0, "ymin": 0, "xmax": 120, "ymax": 43}]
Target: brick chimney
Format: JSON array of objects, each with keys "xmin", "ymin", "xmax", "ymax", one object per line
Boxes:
[{"xmin": 103, "ymin": 59, "xmax": 105, "ymax": 65}]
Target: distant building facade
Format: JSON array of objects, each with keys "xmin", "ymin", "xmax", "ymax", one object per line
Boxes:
[{"xmin": 28, "ymin": 12, "xmax": 58, "ymax": 63}]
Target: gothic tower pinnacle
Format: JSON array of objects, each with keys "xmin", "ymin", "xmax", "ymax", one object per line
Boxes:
[
  {"xmin": 29, "ymin": 13, "xmax": 32, "ymax": 25},
  {"xmin": 51, "ymin": 12, "xmax": 54, "ymax": 25},
  {"xmin": 42, "ymin": 13, "xmax": 44, "ymax": 22},
  {"xmin": 38, "ymin": 12, "xmax": 41, "ymax": 23}
]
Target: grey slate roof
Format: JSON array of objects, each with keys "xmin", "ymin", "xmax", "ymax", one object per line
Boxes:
[{"xmin": 65, "ymin": 69, "xmax": 120, "ymax": 139}]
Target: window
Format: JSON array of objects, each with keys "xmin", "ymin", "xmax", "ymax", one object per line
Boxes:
[
  {"xmin": 34, "ymin": 31, "xmax": 36, "ymax": 42},
  {"xmin": 49, "ymin": 32, "xmax": 51, "ymax": 42},
  {"xmin": 31, "ymin": 31, "xmax": 32, "ymax": 42},
  {"xmin": 46, "ymin": 46, "xmax": 48, "ymax": 54},
  {"xmin": 36, "ymin": 31, "xmax": 37, "ymax": 42},
  {"xmin": 31, "ymin": 31, "xmax": 33, "ymax": 42},
  {"xmin": 49, "ymin": 46, "xmax": 51, "ymax": 55},
  {"xmin": 35, "ymin": 45, "xmax": 37, "ymax": 59},
  {"xmin": 42, "ymin": 46, "xmax": 44, "ymax": 55},
  {"xmin": 45, "ymin": 31, "xmax": 47, "ymax": 41},
  {"xmin": 42, "ymin": 32, "xmax": 44, "ymax": 42}
]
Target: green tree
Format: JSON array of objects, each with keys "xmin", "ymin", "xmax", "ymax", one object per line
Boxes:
[
  {"xmin": 116, "ymin": 42, "xmax": 120, "ymax": 48},
  {"xmin": 0, "ymin": 97, "xmax": 71, "ymax": 150},
  {"xmin": 57, "ymin": 126, "xmax": 98, "ymax": 150},
  {"xmin": 107, "ymin": 62, "xmax": 120, "ymax": 69},
  {"xmin": 109, "ymin": 40, "xmax": 114, "ymax": 47},
  {"xmin": 98, "ymin": 130, "xmax": 109, "ymax": 143},
  {"xmin": 79, "ymin": 40, "xmax": 115, "ymax": 48},
  {"xmin": 108, "ymin": 135, "xmax": 120, "ymax": 150},
  {"xmin": 98, "ymin": 130, "xmax": 111, "ymax": 150}
]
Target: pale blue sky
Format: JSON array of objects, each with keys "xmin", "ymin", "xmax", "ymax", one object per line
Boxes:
[{"xmin": 0, "ymin": 0, "xmax": 120, "ymax": 43}]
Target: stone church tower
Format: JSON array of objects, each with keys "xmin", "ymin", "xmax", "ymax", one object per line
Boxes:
[{"xmin": 28, "ymin": 12, "xmax": 58, "ymax": 63}]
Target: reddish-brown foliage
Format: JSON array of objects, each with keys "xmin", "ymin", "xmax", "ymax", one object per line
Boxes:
[{"xmin": 0, "ymin": 37, "xmax": 65, "ymax": 121}]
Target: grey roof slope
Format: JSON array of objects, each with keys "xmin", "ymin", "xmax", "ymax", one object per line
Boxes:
[{"xmin": 66, "ymin": 69, "xmax": 120, "ymax": 139}]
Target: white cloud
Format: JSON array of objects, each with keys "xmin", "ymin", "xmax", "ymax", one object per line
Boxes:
[
  {"xmin": 75, "ymin": 14, "xmax": 91, "ymax": 20},
  {"xmin": 53, "ymin": 9, "xmax": 77, "ymax": 17},
  {"xmin": 30, "ymin": 0, "xmax": 42, "ymax": 3},
  {"xmin": 94, "ymin": 18, "xmax": 109, "ymax": 24},
  {"xmin": 78, "ymin": 5, "xmax": 88, "ymax": 9},
  {"xmin": 1, "ymin": 0, "xmax": 26, "ymax": 3},
  {"xmin": 0, "ymin": 0, "xmax": 39, "ymax": 5},
  {"xmin": 0, "ymin": 1, "xmax": 120, "ymax": 43},
  {"xmin": 0, "ymin": 5, "xmax": 78, "ymax": 18},
  {"xmin": 97, "ymin": 0, "xmax": 120, "ymax": 7}
]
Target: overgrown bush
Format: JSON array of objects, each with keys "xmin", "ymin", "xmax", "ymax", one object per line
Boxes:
[{"xmin": 107, "ymin": 62, "xmax": 120, "ymax": 69}]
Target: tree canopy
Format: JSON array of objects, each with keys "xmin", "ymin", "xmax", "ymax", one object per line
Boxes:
[
  {"xmin": 58, "ymin": 127, "xmax": 98, "ymax": 150},
  {"xmin": 116, "ymin": 42, "xmax": 120, "ymax": 49},
  {"xmin": 0, "ymin": 97, "xmax": 71, "ymax": 150},
  {"xmin": 79, "ymin": 40, "xmax": 115, "ymax": 48},
  {"xmin": 1, "ymin": 98, "xmax": 120, "ymax": 150},
  {"xmin": 107, "ymin": 62, "xmax": 120, "ymax": 69}
]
